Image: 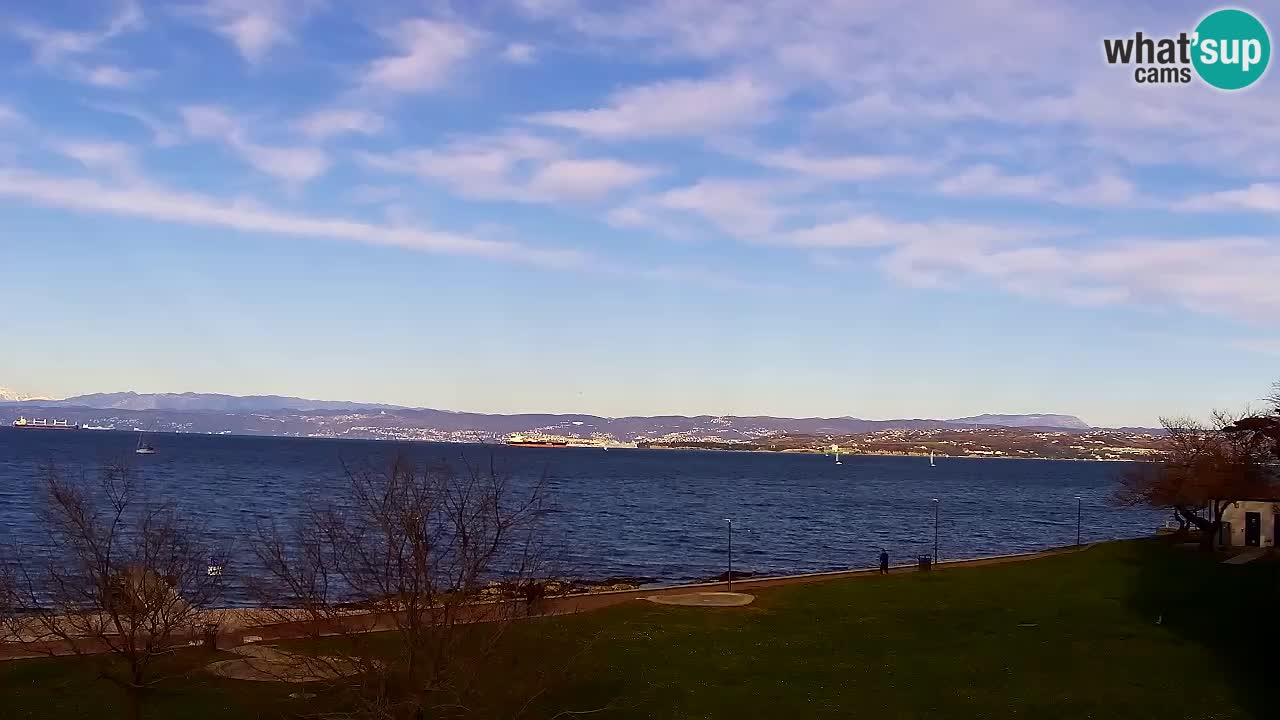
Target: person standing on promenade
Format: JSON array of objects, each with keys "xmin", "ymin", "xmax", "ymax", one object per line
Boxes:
[{"xmin": 879, "ymin": 548, "xmax": 890, "ymax": 575}]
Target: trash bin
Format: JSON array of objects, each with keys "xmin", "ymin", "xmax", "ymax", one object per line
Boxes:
[{"xmin": 917, "ymin": 555, "xmax": 932, "ymax": 571}]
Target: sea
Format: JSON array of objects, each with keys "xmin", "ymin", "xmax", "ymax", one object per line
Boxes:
[{"xmin": 0, "ymin": 429, "xmax": 1164, "ymax": 602}]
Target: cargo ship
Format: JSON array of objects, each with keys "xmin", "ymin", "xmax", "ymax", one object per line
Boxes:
[
  {"xmin": 506, "ymin": 433, "xmax": 570, "ymax": 448},
  {"xmin": 11, "ymin": 417, "xmax": 81, "ymax": 431}
]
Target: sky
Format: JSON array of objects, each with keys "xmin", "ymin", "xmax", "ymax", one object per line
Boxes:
[{"xmin": 1, "ymin": 0, "xmax": 1279, "ymax": 427}]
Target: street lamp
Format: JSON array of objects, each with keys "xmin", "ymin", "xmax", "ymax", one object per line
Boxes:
[
  {"xmin": 1075, "ymin": 496, "xmax": 1082, "ymax": 546},
  {"xmin": 932, "ymin": 498, "xmax": 940, "ymax": 563},
  {"xmin": 725, "ymin": 518, "xmax": 733, "ymax": 592}
]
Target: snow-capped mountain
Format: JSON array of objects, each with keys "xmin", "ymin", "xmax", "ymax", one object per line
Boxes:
[{"xmin": 0, "ymin": 386, "xmax": 48, "ymax": 403}]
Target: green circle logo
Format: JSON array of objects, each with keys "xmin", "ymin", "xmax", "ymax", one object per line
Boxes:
[{"xmin": 1192, "ymin": 8, "xmax": 1270, "ymax": 90}]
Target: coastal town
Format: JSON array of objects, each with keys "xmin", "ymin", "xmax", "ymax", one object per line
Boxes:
[
  {"xmin": 631, "ymin": 426, "xmax": 1169, "ymax": 461},
  {"xmin": 5, "ymin": 406, "xmax": 1170, "ymax": 461}
]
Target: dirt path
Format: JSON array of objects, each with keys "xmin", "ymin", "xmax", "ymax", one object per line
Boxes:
[
  {"xmin": 513, "ymin": 544, "xmax": 1089, "ymax": 619},
  {"xmin": 0, "ymin": 544, "xmax": 1090, "ymax": 661},
  {"xmin": 1222, "ymin": 547, "xmax": 1270, "ymax": 565}
]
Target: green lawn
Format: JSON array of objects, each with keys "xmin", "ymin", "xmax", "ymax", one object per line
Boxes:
[{"xmin": 3, "ymin": 540, "xmax": 1277, "ymax": 719}]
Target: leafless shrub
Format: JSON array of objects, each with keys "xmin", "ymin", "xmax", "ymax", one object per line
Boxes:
[
  {"xmin": 1, "ymin": 464, "xmax": 225, "ymax": 718},
  {"xmin": 249, "ymin": 451, "xmax": 552, "ymax": 719}
]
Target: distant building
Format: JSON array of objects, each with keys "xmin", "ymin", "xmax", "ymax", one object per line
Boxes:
[{"xmin": 1216, "ymin": 499, "xmax": 1280, "ymax": 548}]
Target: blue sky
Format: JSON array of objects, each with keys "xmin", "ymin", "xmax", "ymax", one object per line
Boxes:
[{"xmin": 1, "ymin": 0, "xmax": 1279, "ymax": 426}]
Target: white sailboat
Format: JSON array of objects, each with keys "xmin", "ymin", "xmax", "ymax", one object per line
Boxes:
[
  {"xmin": 135, "ymin": 431, "xmax": 156, "ymax": 455},
  {"xmin": 929, "ymin": 450, "xmax": 935, "ymax": 467},
  {"xmin": 832, "ymin": 444, "xmax": 842, "ymax": 465}
]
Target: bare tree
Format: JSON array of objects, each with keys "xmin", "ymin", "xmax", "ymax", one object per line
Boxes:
[
  {"xmin": 1114, "ymin": 411, "xmax": 1279, "ymax": 549},
  {"xmin": 1, "ymin": 465, "xmax": 225, "ymax": 719},
  {"xmin": 1223, "ymin": 382, "xmax": 1280, "ymax": 461},
  {"xmin": 250, "ymin": 452, "xmax": 551, "ymax": 719}
]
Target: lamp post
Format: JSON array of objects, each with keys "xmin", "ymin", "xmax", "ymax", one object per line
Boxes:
[
  {"xmin": 1075, "ymin": 496, "xmax": 1082, "ymax": 546},
  {"xmin": 725, "ymin": 518, "xmax": 733, "ymax": 592},
  {"xmin": 932, "ymin": 498, "xmax": 939, "ymax": 564}
]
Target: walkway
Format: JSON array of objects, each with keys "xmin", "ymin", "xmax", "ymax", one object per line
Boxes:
[
  {"xmin": 1, "ymin": 543, "xmax": 1092, "ymax": 661},
  {"xmin": 1222, "ymin": 547, "xmax": 1270, "ymax": 565}
]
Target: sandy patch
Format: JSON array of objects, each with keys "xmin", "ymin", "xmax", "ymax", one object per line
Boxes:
[
  {"xmin": 205, "ymin": 644, "xmax": 364, "ymax": 683},
  {"xmin": 645, "ymin": 592, "xmax": 755, "ymax": 607}
]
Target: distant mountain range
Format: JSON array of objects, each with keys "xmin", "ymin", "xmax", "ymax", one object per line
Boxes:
[
  {"xmin": 948, "ymin": 413, "xmax": 1091, "ymax": 430},
  {"xmin": 0, "ymin": 389, "xmax": 1108, "ymax": 441},
  {"xmin": 44, "ymin": 391, "xmax": 404, "ymax": 412}
]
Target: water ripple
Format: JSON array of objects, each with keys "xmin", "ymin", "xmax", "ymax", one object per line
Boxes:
[{"xmin": 0, "ymin": 432, "xmax": 1162, "ymax": 602}]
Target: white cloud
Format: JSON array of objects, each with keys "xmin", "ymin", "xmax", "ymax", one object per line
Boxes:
[
  {"xmin": 520, "ymin": 0, "xmax": 1280, "ymax": 181},
  {"xmin": 359, "ymin": 132, "xmax": 561, "ymax": 199},
  {"xmin": 362, "ymin": 19, "xmax": 479, "ymax": 94},
  {"xmin": 92, "ymin": 104, "xmax": 180, "ymax": 147},
  {"xmin": 16, "ymin": 1, "xmax": 143, "ymax": 65},
  {"xmin": 513, "ymin": 0, "xmax": 576, "ymax": 17},
  {"xmin": 105, "ymin": 1, "xmax": 145, "ymax": 36},
  {"xmin": 13, "ymin": 2, "xmax": 148, "ymax": 88},
  {"xmin": 867, "ymin": 232, "xmax": 1280, "ymax": 321},
  {"xmin": 783, "ymin": 215, "xmax": 1052, "ymax": 251},
  {"xmin": 0, "ymin": 168, "xmax": 587, "ymax": 269},
  {"xmin": 82, "ymin": 65, "xmax": 144, "ymax": 88},
  {"xmin": 226, "ymin": 14, "xmax": 287, "ymax": 62},
  {"xmin": 1054, "ymin": 174, "xmax": 1136, "ymax": 208},
  {"xmin": 1074, "ymin": 239, "xmax": 1280, "ymax": 319},
  {"xmin": 937, "ymin": 165, "xmax": 1137, "ymax": 208},
  {"xmin": 10, "ymin": 0, "xmax": 1280, "ymax": 331},
  {"xmin": 92, "ymin": 103, "xmax": 181, "ymax": 144},
  {"xmin": 296, "ymin": 109, "xmax": 385, "ymax": 140},
  {"xmin": 182, "ymin": 106, "xmax": 240, "ymax": 138},
  {"xmin": 756, "ymin": 148, "xmax": 931, "ymax": 181},
  {"xmin": 502, "ymin": 42, "xmax": 536, "ymax": 64},
  {"xmin": 530, "ymin": 75, "xmax": 775, "ymax": 138},
  {"xmin": 193, "ymin": 0, "xmax": 312, "ymax": 64},
  {"xmin": 361, "ymin": 132, "xmax": 655, "ymax": 203},
  {"xmin": 234, "ymin": 142, "xmax": 329, "ymax": 184},
  {"xmin": 50, "ymin": 140, "xmax": 138, "ymax": 177},
  {"xmin": 525, "ymin": 159, "xmax": 659, "ymax": 200},
  {"xmin": 760, "ymin": 210, "xmax": 1280, "ymax": 320},
  {"xmin": 182, "ymin": 105, "xmax": 329, "ymax": 183},
  {"xmin": 653, "ymin": 179, "xmax": 795, "ymax": 237},
  {"xmin": 821, "ymin": 92, "xmax": 1000, "ymax": 126},
  {"xmin": 605, "ymin": 203, "xmax": 704, "ymax": 243},
  {"xmin": 937, "ymin": 165, "xmax": 1055, "ymax": 199},
  {"xmin": 1178, "ymin": 184, "xmax": 1280, "ymax": 214},
  {"xmin": 0, "ymin": 105, "xmax": 21, "ymax": 125}
]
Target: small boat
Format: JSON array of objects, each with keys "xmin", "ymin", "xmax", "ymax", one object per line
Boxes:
[
  {"xmin": 929, "ymin": 450, "xmax": 935, "ymax": 467},
  {"xmin": 135, "ymin": 432, "xmax": 157, "ymax": 455},
  {"xmin": 832, "ymin": 444, "xmax": 842, "ymax": 465}
]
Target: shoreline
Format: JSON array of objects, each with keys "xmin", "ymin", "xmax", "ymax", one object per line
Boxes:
[
  {"xmin": 0, "ymin": 427, "xmax": 1161, "ymax": 464},
  {"xmin": 634, "ymin": 446, "xmax": 1159, "ymax": 462},
  {"xmin": 0, "ymin": 541, "xmax": 1110, "ymax": 662}
]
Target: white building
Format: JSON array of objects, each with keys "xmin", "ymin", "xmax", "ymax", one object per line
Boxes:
[{"xmin": 1216, "ymin": 499, "xmax": 1280, "ymax": 548}]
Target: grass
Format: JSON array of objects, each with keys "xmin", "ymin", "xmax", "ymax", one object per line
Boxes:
[{"xmin": 2, "ymin": 540, "xmax": 1277, "ymax": 719}]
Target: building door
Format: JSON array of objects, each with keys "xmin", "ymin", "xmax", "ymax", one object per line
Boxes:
[{"xmin": 1244, "ymin": 512, "xmax": 1261, "ymax": 547}]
